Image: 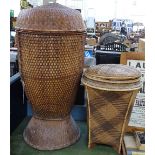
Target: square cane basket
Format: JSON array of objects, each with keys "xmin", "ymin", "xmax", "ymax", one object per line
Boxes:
[{"xmin": 82, "ymin": 64, "xmax": 141, "ymax": 154}]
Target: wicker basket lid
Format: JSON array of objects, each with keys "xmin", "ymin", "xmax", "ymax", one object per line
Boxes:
[
  {"xmin": 82, "ymin": 64, "xmax": 142, "ymax": 91},
  {"xmin": 84, "ymin": 64, "xmax": 141, "ymax": 81},
  {"xmin": 16, "ymin": 3, "xmax": 86, "ymax": 32}
]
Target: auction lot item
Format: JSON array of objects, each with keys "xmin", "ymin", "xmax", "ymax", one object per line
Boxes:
[
  {"xmin": 16, "ymin": 3, "xmax": 85, "ymax": 150},
  {"xmin": 82, "ymin": 64, "xmax": 141, "ymax": 154}
]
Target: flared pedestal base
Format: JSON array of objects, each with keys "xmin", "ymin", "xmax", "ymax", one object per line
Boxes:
[{"xmin": 23, "ymin": 115, "xmax": 80, "ymax": 150}]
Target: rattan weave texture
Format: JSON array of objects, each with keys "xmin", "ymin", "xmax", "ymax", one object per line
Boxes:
[
  {"xmin": 82, "ymin": 64, "xmax": 141, "ymax": 91},
  {"xmin": 82, "ymin": 64, "xmax": 141, "ymax": 154},
  {"xmin": 84, "ymin": 64, "xmax": 141, "ymax": 81},
  {"xmin": 82, "ymin": 76, "xmax": 141, "ymax": 91},
  {"xmin": 16, "ymin": 3, "xmax": 85, "ymax": 32},
  {"xmin": 18, "ymin": 32, "xmax": 84, "ymax": 119},
  {"xmin": 23, "ymin": 115, "xmax": 80, "ymax": 150},
  {"xmin": 16, "ymin": 3, "xmax": 85, "ymax": 150},
  {"xmin": 86, "ymin": 87, "xmax": 138, "ymax": 153}
]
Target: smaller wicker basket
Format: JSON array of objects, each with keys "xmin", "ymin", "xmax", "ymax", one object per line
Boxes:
[{"xmin": 82, "ymin": 64, "xmax": 141, "ymax": 154}]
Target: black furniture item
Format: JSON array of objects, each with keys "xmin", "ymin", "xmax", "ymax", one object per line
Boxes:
[
  {"xmin": 10, "ymin": 73, "xmax": 27, "ymax": 134},
  {"xmin": 74, "ymin": 84, "xmax": 85, "ymax": 105},
  {"xmin": 95, "ymin": 42, "xmax": 127, "ymax": 65},
  {"xmin": 10, "ymin": 59, "xmax": 19, "ymax": 77},
  {"xmin": 96, "ymin": 42, "xmax": 127, "ymax": 52},
  {"xmin": 96, "ymin": 51, "xmax": 121, "ymax": 65}
]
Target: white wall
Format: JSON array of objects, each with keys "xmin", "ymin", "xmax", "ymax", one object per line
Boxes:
[
  {"xmin": 56, "ymin": 0, "xmax": 145, "ymax": 23},
  {"xmin": 10, "ymin": 0, "xmax": 20, "ymax": 17},
  {"xmin": 84, "ymin": 0, "xmax": 145, "ymax": 23},
  {"xmin": 11, "ymin": 0, "xmax": 145, "ymax": 24},
  {"xmin": 10, "ymin": 0, "xmax": 43, "ymax": 16}
]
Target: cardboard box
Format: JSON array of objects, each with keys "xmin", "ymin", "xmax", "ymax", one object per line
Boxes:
[
  {"xmin": 86, "ymin": 38, "xmax": 97, "ymax": 46},
  {"xmin": 124, "ymin": 134, "xmax": 145, "ymax": 155},
  {"xmin": 138, "ymin": 38, "xmax": 145, "ymax": 52}
]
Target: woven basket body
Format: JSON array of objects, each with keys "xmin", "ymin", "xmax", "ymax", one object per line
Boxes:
[
  {"xmin": 82, "ymin": 64, "xmax": 141, "ymax": 154},
  {"xmin": 17, "ymin": 31, "xmax": 84, "ymax": 119},
  {"xmin": 16, "ymin": 3, "xmax": 85, "ymax": 150}
]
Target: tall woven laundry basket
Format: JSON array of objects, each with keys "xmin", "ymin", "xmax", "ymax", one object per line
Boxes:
[
  {"xmin": 82, "ymin": 64, "xmax": 141, "ymax": 154},
  {"xmin": 15, "ymin": 3, "xmax": 85, "ymax": 150}
]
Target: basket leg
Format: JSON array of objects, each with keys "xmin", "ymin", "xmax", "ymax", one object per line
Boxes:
[
  {"xmin": 23, "ymin": 115, "xmax": 80, "ymax": 150},
  {"xmin": 88, "ymin": 143, "xmax": 96, "ymax": 149}
]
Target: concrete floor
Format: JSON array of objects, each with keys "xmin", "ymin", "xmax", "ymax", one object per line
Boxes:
[{"xmin": 10, "ymin": 117, "xmax": 119, "ymax": 155}]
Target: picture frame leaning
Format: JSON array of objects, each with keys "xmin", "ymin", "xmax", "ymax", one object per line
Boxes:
[{"xmin": 120, "ymin": 52, "xmax": 145, "ymax": 133}]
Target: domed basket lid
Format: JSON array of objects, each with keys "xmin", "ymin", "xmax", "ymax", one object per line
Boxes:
[
  {"xmin": 82, "ymin": 64, "xmax": 142, "ymax": 91},
  {"xmin": 16, "ymin": 3, "xmax": 86, "ymax": 32},
  {"xmin": 84, "ymin": 64, "xmax": 141, "ymax": 82}
]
